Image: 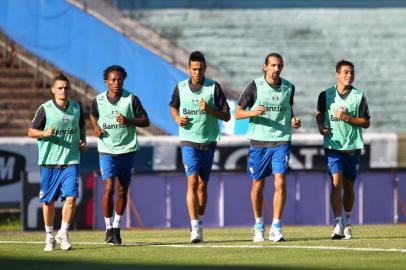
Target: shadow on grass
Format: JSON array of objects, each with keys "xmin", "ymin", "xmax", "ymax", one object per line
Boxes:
[{"xmin": 0, "ymin": 257, "xmax": 328, "ymax": 270}]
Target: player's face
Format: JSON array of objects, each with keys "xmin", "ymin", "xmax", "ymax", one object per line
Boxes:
[
  {"xmin": 51, "ymin": 80, "xmax": 70, "ymax": 101},
  {"xmin": 263, "ymin": 56, "xmax": 283, "ymax": 81},
  {"xmin": 188, "ymin": 61, "xmax": 206, "ymax": 85},
  {"xmin": 105, "ymin": 71, "xmax": 124, "ymax": 94},
  {"xmin": 336, "ymin": 65, "xmax": 354, "ymax": 87}
]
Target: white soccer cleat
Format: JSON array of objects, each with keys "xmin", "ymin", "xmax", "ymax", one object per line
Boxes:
[
  {"xmin": 252, "ymin": 223, "xmax": 265, "ymax": 242},
  {"xmin": 344, "ymin": 225, "xmax": 353, "ymax": 240},
  {"xmin": 44, "ymin": 236, "xmax": 56, "ymax": 252},
  {"xmin": 190, "ymin": 227, "xmax": 203, "ymax": 244},
  {"xmin": 269, "ymin": 227, "xmax": 285, "ymax": 242},
  {"xmin": 331, "ymin": 223, "xmax": 344, "ymax": 240},
  {"xmin": 56, "ymin": 231, "xmax": 73, "ymax": 250}
]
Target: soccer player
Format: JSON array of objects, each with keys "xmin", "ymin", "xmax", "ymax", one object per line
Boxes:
[
  {"xmin": 316, "ymin": 60, "xmax": 370, "ymax": 240},
  {"xmin": 90, "ymin": 65, "xmax": 150, "ymax": 245},
  {"xmin": 235, "ymin": 53, "xmax": 301, "ymax": 242},
  {"xmin": 169, "ymin": 51, "xmax": 230, "ymax": 243},
  {"xmin": 28, "ymin": 73, "xmax": 87, "ymax": 251}
]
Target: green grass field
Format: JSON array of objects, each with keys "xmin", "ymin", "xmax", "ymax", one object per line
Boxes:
[{"xmin": 0, "ymin": 225, "xmax": 405, "ymax": 270}]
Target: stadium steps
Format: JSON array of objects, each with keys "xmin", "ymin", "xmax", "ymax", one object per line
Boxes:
[
  {"xmin": 0, "ymin": 31, "xmax": 167, "ymax": 137},
  {"xmin": 126, "ymin": 6, "xmax": 406, "ymax": 132}
]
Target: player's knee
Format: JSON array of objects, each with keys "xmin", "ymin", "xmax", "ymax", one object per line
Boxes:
[{"xmin": 64, "ymin": 197, "xmax": 76, "ymax": 207}]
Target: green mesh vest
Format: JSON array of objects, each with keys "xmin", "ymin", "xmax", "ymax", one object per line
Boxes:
[
  {"xmin": 324, "ymin": 86, "xmax": 365, "ymax": 150},
  {"xmin": 96, "ymin": 89, "xmax": 139, "ymax": 154},
  {"xmin": 37, "ymin": 100, "xmax": 81, "ymax": 165},
  {"xmin": 247, "ymin": 77, "xmax": 293, "ymax": 141},
  {"xmin": 178, "ymin": 78, "xmax": 220, "ymax": 143}
]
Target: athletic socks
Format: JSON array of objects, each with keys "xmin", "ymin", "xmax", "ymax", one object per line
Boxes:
[
  {"xmin": 344, "ymin": 212, "xmax": 352, "ymax": 226},
  {"xmin": 105, "ymin": 217, "xmax": 113, "ymax": 230},
  {"xmin": 271, "ymin": 218, "xmax": 281, "ymax": 230},
  {"xmin": 59, "ymin": 222, "xmax": 70, "ymax": 235},
  {"xmin": 45, "ymin": 225, "xmax": 53, "ymax": 237},
  {"xmin": 334, "ymin": 216, "xmax": 343, "ymax": 226},
  {"xmin": 113, "ymin": 213, "xmax": 122, "ymax": 228},
  {"xmin": 198, "ymin": 215, "xmax": 204, "ymax": 226},
  {"xmin": 255, "ymin": 217, "xmax": 264, "ymax": 225},
  {"xmin": 191, "ymin": 219, "xmax": 199, "ymax": 229}
]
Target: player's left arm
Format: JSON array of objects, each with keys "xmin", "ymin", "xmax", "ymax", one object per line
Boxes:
[
  {"xmin": 78, "ymin": 103, "xmax": 87, "ymax": 151},
  {"xmin": 334, "ymin": 95, "xmax": 370, "ymax": 129},
  {"xmin": 199, "ymin": 83, "xmax": 231, "ymax": 122},
  {"xmin": 116, "ymin": 95, "xmax": 150, "ymax": 127},
  {"xmin": 289, "ymin": 85, "xmax": 301, "ymax": 129}
]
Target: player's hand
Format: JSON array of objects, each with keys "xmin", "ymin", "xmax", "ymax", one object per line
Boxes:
[
  {"xmin": 291, "ymin": 116, "xmax": 301, "ymax": 128},
  {"xmin": 43, "ymin": 127, "xmax": 55, "ymax": 138},
  {"xmin": 94, "ymin": 126, "xmax": 104, "ymax": 138},
  {"xmin": 252, "ymin": 105, "xmax": 266, "ymax": 116},
  {"xmin": 318, "ymin": 124, "xmax": 329, "ymax": 136},
  {"xmin": 177, "ymin": 115, "xmax": 188, "ymax": 127},
  {"xmin": 334, "ymin": 109, "xmax": 350, "ymax": 122},
  {"xmin": 116, "ymin": 113, "xmax": 128, "ymax": 125},
  {"xmin": 199, "ymin": 98, "xmax": 208, "ymax": 112},
  {"xmin": 79, "ymin": 140, "xmax": 88, "ymax": 152}
]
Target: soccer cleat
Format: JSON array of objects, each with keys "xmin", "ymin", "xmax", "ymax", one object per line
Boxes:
[
  {"xmin": 105, "ymin": 228, "xmax": 114, "ymax": 244},
  {"xmin": 44, "ymin": 236, "xmax": 56, "ymax": 252},
  {"xmin": 344, "ymin": 225, "xmax": 353, "ymax": 240},
  {"xmin": 113, "ymin": 228, "xmax": 122, "ymax": 245},
  {"xmin": 252, "ymin": 223, "xmax": 265, "ymax": 242},
  {"xmin": 331, "ymin": 223, "xmax": 344, "ymax": 240},
  {"xmin": 190, "ymin": 227, "xmax": 202, "ymax": 244},
  {"xmin": 269, "ymin": 227, "xmax": 286, "ymax": 242},
  {"xmin": 55, "ymin": 231, "xmax": 72, "ymax": 250}
]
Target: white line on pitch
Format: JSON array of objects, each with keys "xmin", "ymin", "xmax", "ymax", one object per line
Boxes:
[{"xmin": 0, "ymin": 240, "xmax": 405, "ymax": 253}]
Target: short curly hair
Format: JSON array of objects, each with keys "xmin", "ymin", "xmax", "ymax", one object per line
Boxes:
[{"xmin": 103, "ymin": 65, "xmax": 127, "ymax": 80}]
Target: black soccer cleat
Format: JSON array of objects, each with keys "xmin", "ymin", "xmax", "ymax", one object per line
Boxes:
[
  {"xmin": 113, "ymin": 228, "xmax": 122, "ymax": 245},
  {"xmin": 105, "ymin": 228, "xmax": 114, "ymax": 244}
]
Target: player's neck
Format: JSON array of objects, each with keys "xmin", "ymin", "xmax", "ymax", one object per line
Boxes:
[
  {"xmin": 336, "ymin": 84, "xmax": 351, "ymax": 94},
  {"xmin": 54, "ymin": 98, "xmax": 68, "ymax": 109},
  {"xmin": 265, "ymin": 76, "xmax": 279, "ymax": 88},
  {"xmin": 107, "ymin": 89, "xmax": 122, "ymax": 99}
]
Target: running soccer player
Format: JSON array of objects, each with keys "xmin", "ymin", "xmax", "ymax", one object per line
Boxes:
[
  {"xmin": 28, "ymin": 73, "xmax": 87, "ymax": 251},
  {"xmin": 90, "ymin": 65, "xmax": 150, "ymax": 245},
  {"xmin": 316, "ymin": 60, "xmax": 370, "ymax": 240},
  {"xmin": 169, "ymin": 51, "xmax": 230, "ymax": 243},
  {"xmin": 235, "ymin": 53, "xmax": 301, "ymax": 242}
]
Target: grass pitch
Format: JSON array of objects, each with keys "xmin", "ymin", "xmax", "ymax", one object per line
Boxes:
[{"xmin": 0, "ymin": 225, "xmax": 405, "ymax": 270}]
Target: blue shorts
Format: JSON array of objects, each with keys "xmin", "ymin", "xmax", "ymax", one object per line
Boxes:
[
  {"xmin": 39, "ymin": 165, "xmax": 79, "ymax": 203},
  {"xmin": 247, "ymin": 144, "xmax": 291, "ymax": 180},
  {"xmin": 325, "ymin": 149, "xmax": 360, "ymax": 181},
  {"xmin": 181, "ymin": 146, "xmax": 215, "ymax": 182},
  {"xmin": 99, "ymin": 153, "xmax": 136, "ymax": 186}
]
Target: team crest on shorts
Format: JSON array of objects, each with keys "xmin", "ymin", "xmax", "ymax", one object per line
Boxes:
[
  {"xmin": 184, "ymin": 165, "xmax": 188, "ymax": 172},
  {"xmin": 100, "ymin": 169, "xmax": 104, "ymax": 176},
  {"xmin": 249, "ymin": 166, "xmax": 254, "ymax": 174},
  {"xmin": 39, "ymin": 190, "xmax": 44, "ymax": 199}
]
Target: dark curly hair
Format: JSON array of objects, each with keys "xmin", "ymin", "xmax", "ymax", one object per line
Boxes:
[{"xmin": 103, "ymin": 65, "xmax": 127, "ymax": 80}]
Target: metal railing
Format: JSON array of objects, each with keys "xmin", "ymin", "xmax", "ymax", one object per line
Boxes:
[
  {"xmin": 65, "ymin": 0, "xmax": 230, "ymax": 89},
  {"xmin": 0, "ymin": 29, "xmax": 162, "ymax": 136},
  {"xmin": 0, "ymin": 29, "xmax": 97, "ymax": 107}
]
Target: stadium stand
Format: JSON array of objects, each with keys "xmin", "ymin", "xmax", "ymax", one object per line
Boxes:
[
  {"xmin": 0, "ymin": 30, "xmax": 162, "ymax": 136},
  {"xmin": 116, "ymin": 0, "xmax": 406, "ymax": 133}
]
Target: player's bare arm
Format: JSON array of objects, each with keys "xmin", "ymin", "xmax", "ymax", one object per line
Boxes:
[
  {"xmin": 198, "ymin": 98, "xmax": 230, "ymax": 122},
  {"xmin": 28, "ymin": 127, "xmax": 55, "ymax": 139},
  {"xmin": 315, "ymin": 111, "xmax": 329, "ymax": 135},
  {"xmin": 234, "ymin": 105, "xmax": 266, "ymax": 119},
  {"xmin": 170, "ymin": 106, "xmax": 188, "ymax": 127},
  {"xmin": 334, "ymin": 109, "xmax": 370, "ymax": 129},
  {"xmin": 115, "ymin": 113, "xmax": 150, "ymax": 127},
  {"xmin": 89, "ymin": 115, "xmax": 104, "ymax": 138}
]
